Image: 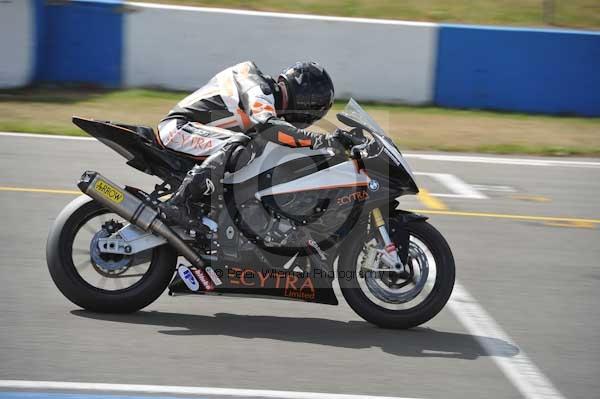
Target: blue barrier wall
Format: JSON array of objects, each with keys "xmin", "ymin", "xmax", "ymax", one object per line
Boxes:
[
  {"xmin": 35, "ymin": 0, "xmax": 123, "ymax": 86},
  {"xmin": 11, "ymin": 2, "xmax": 600, "ymax": 116},
  {"xmin": 434, "ymin": 25, "xmax": 600, "ymax": 117}
]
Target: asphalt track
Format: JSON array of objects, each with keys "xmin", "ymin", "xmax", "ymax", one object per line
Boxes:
[{"xmin": 0, "ymin": 133, "xmax": 599, "ymax": 399}]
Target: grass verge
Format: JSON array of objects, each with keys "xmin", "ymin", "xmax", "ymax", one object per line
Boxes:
[
  {"xmin": 138, "ymin": 0, "xmax": 600, "ymax": 30},
  {"xmin": 1, "ymin": 88, "xmax": 599, "ymax": 156}
]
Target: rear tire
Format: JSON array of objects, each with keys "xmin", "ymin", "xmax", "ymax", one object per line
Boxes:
[
  {"xmin": 47, "ymin": 195, "xmax": 177, "ymax": 313},
  {"xmin": 339, "ymin": 218, "xmax": 455, "ymax": 329}
]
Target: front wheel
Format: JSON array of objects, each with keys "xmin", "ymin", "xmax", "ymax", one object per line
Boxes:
[
  {"xmin": 46, "ymin": 195, "xmax": 178, "ymax": 313},
  {"xmin": 339, "ymin": 216, "xmax": 455, "ymax": 329}
]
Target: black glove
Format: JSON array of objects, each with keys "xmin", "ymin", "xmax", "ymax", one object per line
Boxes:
[
  {"xmin": 334, "ymin": 129, "xmax": 357, "ymax": 148},
  {"xmin": 327, "ymin": 128, "xmax": 365, "ymax": 150},
  {"xmin": 322, "ymin": 129, "xmax": 351, "ymax": 150}
]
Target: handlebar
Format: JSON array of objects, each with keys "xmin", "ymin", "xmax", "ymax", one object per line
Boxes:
[
  {"xmin": 336, "ymin": 128, "xmax": 369, "ymax": 159},
  {"xmin": 347, "ymin": 134, "xmax": 366, "ymax": 147}
]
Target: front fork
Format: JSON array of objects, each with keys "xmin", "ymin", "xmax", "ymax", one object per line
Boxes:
[{"xmin": 372, "ymin": 208, "xmax": 406, "ymax": 272}]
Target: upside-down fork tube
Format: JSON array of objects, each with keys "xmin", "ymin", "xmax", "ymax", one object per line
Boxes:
[
  {"xmin": 77, "ymin": 171, "xmax": 216, "ymax": 289},
  {"xmin": 372, "ymin": 207, "xmax": 404, "ymax": 271}
]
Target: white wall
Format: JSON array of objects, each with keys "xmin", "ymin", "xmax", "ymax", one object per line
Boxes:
[
  {"xmin": 124, "ymin": 2, "xmax": 438, "ymax": 104},
  {"xmin": 0, "ymin": 0, "xmax": 34, "ymax": 88}
]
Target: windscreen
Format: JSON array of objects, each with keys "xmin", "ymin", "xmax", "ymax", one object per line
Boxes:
[
  {"xmin": 339, "ymin": 98, "xmax": 387, "ymax": 136},
  {"xmin": 339, "ymin": 99, "xmax": 417, "ymax": 182}
]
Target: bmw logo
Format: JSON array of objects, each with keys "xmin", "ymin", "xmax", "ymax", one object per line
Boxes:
[{"xmin": 368, "ymin": 179, "xmax": 380, "ymax": 192}]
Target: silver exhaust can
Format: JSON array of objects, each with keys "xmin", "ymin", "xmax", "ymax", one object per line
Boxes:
[{"xmin": 78, "ymin": 171, "xmax": 158, "ymax": 230}]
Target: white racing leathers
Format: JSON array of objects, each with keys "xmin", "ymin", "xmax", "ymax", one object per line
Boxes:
[
  {"xmin": 158, "ymin": 61, "xmax": 330, "ymax": 159},
  {"xmin": 158, "ymin": 61, "xmax": 280, "ymax": 159}
]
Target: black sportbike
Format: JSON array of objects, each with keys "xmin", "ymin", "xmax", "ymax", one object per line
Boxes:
[{"xmin": 47, "ymin": 99, "xmax": 455, "ymax": 329}]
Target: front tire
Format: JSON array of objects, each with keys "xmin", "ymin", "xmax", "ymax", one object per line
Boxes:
[
  {"xmin": 47, "ymin": 195, "xmax": 177, "ymax": 313},
  {"xmin": 339, "ymin": 217, "xmax": 455, "ymax": 329}
]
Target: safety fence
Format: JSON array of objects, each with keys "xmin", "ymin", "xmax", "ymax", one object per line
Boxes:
[{"xmin": 1, "ymin": 0, "xmax": 598, "ymax": 116}]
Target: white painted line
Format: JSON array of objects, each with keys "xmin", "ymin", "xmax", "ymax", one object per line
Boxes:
[
  {"xmin": 471, "ymin": 184, "xmax": 517, "ymax": 193},
  {"xmin": 125, "ymin": 1, "xmax": 437, "ymax": 27},
  {"xmin": 415, "ymin": 172, "xmax": 488, "ymax": 199},
  {"xmin": 0, "ymin": 380, "xmax": 421, "ymax": 399},
  {"xmin": 2, "ymin": 132, "xmax": 599, "ymax": 168},
  {"xmin": 405, "ymin": 153, "xmax": 600, "ymax": 168},
  {"xmin": 0, "ymin": 132, "xmax": 95, "ymax": 141},
  {"xmin": 449, "ymin": 282, "xmax": 565, "ymax": 399}
]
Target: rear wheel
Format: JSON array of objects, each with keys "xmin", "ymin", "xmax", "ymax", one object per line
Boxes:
[
  {"xmin": 47, "ymin": 196, "xmax": 177, "ymax": 313},
  {"xmin": 339, "ymin": 216, "xmax": 455, "ymax": 329}
]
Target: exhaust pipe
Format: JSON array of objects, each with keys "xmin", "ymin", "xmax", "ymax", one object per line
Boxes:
[{"xmin": 77, "ymin": 171, "xmax": 216, "ymax": 289}]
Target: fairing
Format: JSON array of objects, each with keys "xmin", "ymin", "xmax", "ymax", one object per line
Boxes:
[
  {"xmin": 77, "ymin": 100, "xmax": 421, "ymax": 304},
  {"xmin": 255, "ymin": 161, "xmax": 369, "ymax": 199},
  {"xmin": 168, "ymin": 248, "xmax": 339, "ymax": 305}
]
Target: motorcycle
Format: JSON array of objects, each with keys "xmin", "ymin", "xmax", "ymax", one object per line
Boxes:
[{"xmin": 46, "ymin": 99, "xmax": 455, "ymax": 329}]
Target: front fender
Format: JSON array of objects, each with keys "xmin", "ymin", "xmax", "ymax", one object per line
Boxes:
[
  {"xmin": 390, "ymin": 209, "xmax": 428, "ymax": 264},
  {"xmin": 393, "ymin": 209, "xmax": 428, "ymax": 224}
]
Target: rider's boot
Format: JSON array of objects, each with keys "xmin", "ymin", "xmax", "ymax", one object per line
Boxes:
[
  {"xmin": 158, "ymin": 165, "xmax": 212, "ymax": 228},
  {"xmin": 158, "ymin": 139, "xmax": 246, "ymax": 228}
]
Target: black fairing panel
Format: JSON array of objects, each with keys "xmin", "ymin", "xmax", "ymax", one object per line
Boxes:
[
  {"xmin": 73, "ymin": 116, "xmax": 144, "ymax": 162},
  {"xmin": 363, "ymin": 153, "xmax": 418, "ymax": 196},
  {"xmin": 356, "ymin": 150, "xmax": 419, "ymax": 210},
  {"xmin": 72, "ymin": 117, "xmax": 193, "ymax": 180},
  {"xmin": 169, "ymin": 246, "xmax": 339, "ymax": 305}
]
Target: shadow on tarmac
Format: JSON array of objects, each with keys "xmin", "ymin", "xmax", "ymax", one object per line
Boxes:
[{"xmin": 72, "ymin": 310, "xmax": 518, "ymax": 360}]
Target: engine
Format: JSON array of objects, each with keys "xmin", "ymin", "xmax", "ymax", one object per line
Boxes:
[
  {"xmin": 231, "ymin": 200, "xmax": 299, "ymax": 248},
  {"xmin": 218, "ymin": 188, "xmax": 358, "ymax": 260}
]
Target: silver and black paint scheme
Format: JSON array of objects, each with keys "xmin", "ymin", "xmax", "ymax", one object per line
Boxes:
[{"xmin": 70, "ymin": 100, "xmax": 421, "ymax": 306}]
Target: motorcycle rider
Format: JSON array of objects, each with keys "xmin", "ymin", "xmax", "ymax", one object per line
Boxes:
[{"xmin": 157, "ymin": 60, "xmax": 353, "ymax": 227}]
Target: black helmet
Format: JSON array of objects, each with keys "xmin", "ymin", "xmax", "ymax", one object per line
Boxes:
[{"xmin": 278, "ymin": 61, "xmax": 334, "ymax": 127}]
